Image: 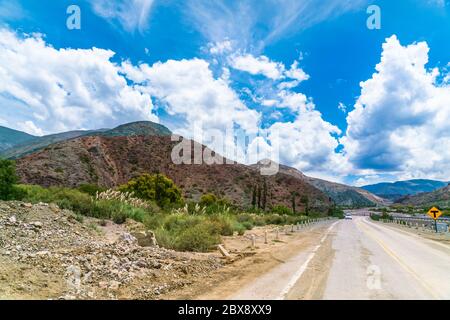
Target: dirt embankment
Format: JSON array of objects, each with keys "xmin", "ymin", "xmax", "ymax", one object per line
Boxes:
[
  {"xmin": 0, "ymin": 201, "xmax": 221, "ymax": 300},
  {"xmin": 161, "ymin": 222, "xmax": 336, "ymax": 300},
  {"xmin": 0, "ymin": 200, "xmax": 335, "ymax": 300}
]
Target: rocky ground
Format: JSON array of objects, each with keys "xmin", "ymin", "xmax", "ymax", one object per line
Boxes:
[{"xmin": 0, "ymin": 201, "xmax": 222, "ymax": 300}]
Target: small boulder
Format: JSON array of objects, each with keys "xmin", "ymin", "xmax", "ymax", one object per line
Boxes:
[{"xmin": 131, "ymin": 231, "xmax": 158, "ymax": 247}]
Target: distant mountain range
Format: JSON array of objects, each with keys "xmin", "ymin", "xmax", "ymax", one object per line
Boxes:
[
  {"xmin": 362, "ymin": 180, "xmax": 448, "ymax": 201},
  {"xmin": 3, "ymin": 122, "xmax": 332, "ymax": 212},
  {"xmin": 0, "ymin": 126, "xmax": 36, "ymax": 153},
  {"xmin": 0, "ymin": 121, "xmax": 171, "ymax": 159},
  {"xmin": 396, "ymin": 184, "xmax": 450, "ymax": 207},
  {"xmin": 0, "ymin": 121, "xmax": 398, "ymax": 209},
  {"xmin": 252, "ymin": 162, "xmax": 386, "ymax": 207}
]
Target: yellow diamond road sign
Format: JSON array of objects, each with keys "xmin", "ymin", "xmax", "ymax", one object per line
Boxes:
[{"xmin": 427, "ymin": 207, "xmax": 442, "ymax": 220}]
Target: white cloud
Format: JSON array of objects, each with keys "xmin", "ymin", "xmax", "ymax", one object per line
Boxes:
[
  {"xmin": 284, "ymin": 61, "xmax": 310, "ymax": 83},
  {"xmin": 17, "ymin": 121, "xmax": 44, "ymax": 136},
  {"xmin": 90, "ymin": 0, "xmax": 155, "ymax": 33},
  {"xmin": 338, "ymin": 102, "xmax": 347, "ymax": 113},
  {"xmin": 0, "ymin": 29, "xmax": 156, "ymax": 134},
  {"xmin": 267, "ymin": 105, "xmax": 349, "ymax": 177},
  {"xmin": 342, "ymin": 35, "xmax": 450, "ymax": 181},
  {"xmin": 0, "ymin": 0, "xmax": 24, "ymax": 21},
  {"xmin": 230, "ymin": 54, "xmax": 285, "ymax": 80},
  {"xmin": 121, "ymin": 58, "xmax": 261, "ymax": 160},
  {"xmin": 185, "ymin": 0, "xmax": 369, "ymax": 51},
  {"xmin": 209, "ymin": 40, "xmax": 233, "ymax": 55}
]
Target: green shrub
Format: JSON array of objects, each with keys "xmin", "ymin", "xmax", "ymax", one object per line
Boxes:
[
  {"xmin": 0, "ymin": 159, "xmax": 22, "ymax": 200},
  {"xmin": 242, "ymin": 221, "xmax": 254, "ymax": 230},
  {"xmin": 233, "ymin": 223, "xmax": 247, "ymax": 235},
  {"xmin": 173, "ymin": 223, "xmax": 221, "ymax": 252},
  {"xmin": 271, "ymin": 205, "xmax": 293, "ymax": 216},
  {"xmin": 119, "ymin": 173, "xmax": 183, "ymax": 207},
  {"xmin": 77, "ymin": 184, "xmax": 107, "ymax": 196},
  {"xmin": 329, "ymin": 207, "xmax": 345, "ymax": 219},
  {"xmin": 264, "ymin": 214, "xmax": 285, "ymax": 225},
  {"xmin": 199, "ymin": 193, "xmax": 217, "ymax": 206}
]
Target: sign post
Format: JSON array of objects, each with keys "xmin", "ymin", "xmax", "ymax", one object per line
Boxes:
[{"xmin": 427, "ymin": 207, "xmax": 442, "ymax": 233}]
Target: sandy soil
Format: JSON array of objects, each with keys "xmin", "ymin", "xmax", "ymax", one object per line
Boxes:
[{"xmin": 162, "ymin": 221, "xmax": 337, "ymax": 300}]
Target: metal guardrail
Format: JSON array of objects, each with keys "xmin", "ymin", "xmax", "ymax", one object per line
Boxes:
[
  {"xmin": 378, "ymin": 217, "xmax": 449, "ymax": 233},
  {"xmin": 243, "ymin": 217, "xmax": 338, "ymax": 247}
]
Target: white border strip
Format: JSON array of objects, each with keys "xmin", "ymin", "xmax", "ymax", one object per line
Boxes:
[{"xmin": 276, "ymin": 220, "xmax": 340, "ymax": 300}]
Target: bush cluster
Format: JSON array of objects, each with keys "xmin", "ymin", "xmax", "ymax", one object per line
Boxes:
[{"xmin": 4, "ymin": 165, "xmax": 327, "ymax": 252}]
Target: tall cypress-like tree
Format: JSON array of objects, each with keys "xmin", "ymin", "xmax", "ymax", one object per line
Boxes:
[
  {"xmin": 291, "ymin": 192, "xmax": 297, "ymax": 215},
  {"xmin": 301, "ymin": 195, "xmax": 310, "ymax": 216},
  {"xmin": 251, "ymin": 185, "xmax": 257, "ymax": 208},
  {"xmin": 262, "ymin": 179, "xmax": 267, "ymax": 211},
  {"xmin": 257, "ymin": 186, "xmax": 262, "ymax": 209}
]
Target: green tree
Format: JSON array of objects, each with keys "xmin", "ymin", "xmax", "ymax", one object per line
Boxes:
[
  {"xmin": 300, "ymin": 195, "xmax": 309, "ymax": 216},
  {"xmin": 291, "ymin": 192, "xmax": 298, "ymax": 215},
  {"xmin": 257, "ymin": 186, "xmax": 262, "ymax": 209},
  {"xmin": 251, "ymin": 186, "xmax": 257, "ymax": 208},
  {"xmin": 199, "ymin": 193, "xmax": 217, "ymax": 206},
  {"xmin": 262, "ymin": 179, "xmax": 267, "ymax": 211},
  {"xmin": 0, "ymin": 159, "xmax": 19, "ymax": 200},
  {"xmin": 119, "ymin": 173, "xmax": 183, "ymax": 207}
]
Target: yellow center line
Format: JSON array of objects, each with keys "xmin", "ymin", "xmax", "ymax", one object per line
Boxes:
[{"xmin": 355, "ymin": 218, "xmax": 441, "ymax": 300}]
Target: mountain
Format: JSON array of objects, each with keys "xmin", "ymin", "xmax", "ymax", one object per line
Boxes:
[
  {"xmin": 252, "ymin": 160, "xmax": 385, "ymax": 207},
  {"xmin": 0, "ymin": 126, "xmax": 36, "ymax": 153},
  {"xmin": 362, "ymin": 179, "xmax": 448, "ymax": 201},
  {"xmin": 303, "ymin": 177, "xmax": 386, "ymax": 207},
  {"xmin": 396, "ymin": 184, "xmax": 450, "ymax": 207},
  {"xmin": 15, "ymin": 133, "xmax": 332, "ymax": 212},
  {"xmin": 1, "ymin": 121, "xmax": 170, "ymax": 159},
  {"xmin": 1, "ymin": 130, "xmax": 103, "ymax": 159},
  {"xmin": 95, "ymin": 121, "xmax": 171, "ymax": 137}
]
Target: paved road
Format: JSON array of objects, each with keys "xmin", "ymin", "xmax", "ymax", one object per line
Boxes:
[
  {"xmin": 323, "ymin": 217, "xmax": 450, "ymax": 299},
  {"xmin": 229, "ymin": 217, "xmax": 450, "ymax": 300}
]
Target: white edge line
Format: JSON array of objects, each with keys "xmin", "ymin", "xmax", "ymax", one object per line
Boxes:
[{"xmin": 276, "ymin": 221, "xmax": 340, "ymax": 300}]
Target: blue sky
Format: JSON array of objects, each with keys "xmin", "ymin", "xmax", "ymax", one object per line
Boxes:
[{"xmin": 0, "ymin": 0, "xmax": 449, "ymax": 185}]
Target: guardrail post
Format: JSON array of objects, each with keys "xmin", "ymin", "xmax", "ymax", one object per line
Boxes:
[
  {"xmin": 251, "ymin": 234, "xmax": 256, "ymax": 249},
  {"xmin": 264, "ymin": 231, "xmax": 268, "ymax": 244}
]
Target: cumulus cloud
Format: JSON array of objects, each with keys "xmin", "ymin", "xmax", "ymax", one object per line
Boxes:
[
  {"xmin": 229, "ymin": 53, "xmax": 309, "ymax": 87},
  {"xmin": 90, "ymin": 0, "xmax": 155, "ymax": 33},
  {"xmin": 121, "ymin": 58, "xmax": 261, "ymax": 160},
  {"xmin": 230, "ymin": 54, "xmax": 286, "ymax": 80},
  {"xmin": 266, "ymin": 94, "xmax": 350, "ymax": 178},
  {"xmin": 0, "ymin": 29, "xmax": 156, "ymax": 135},
  {"xmin": 342, "ymin": 35, "xmax": 450, "ymax": 181}
]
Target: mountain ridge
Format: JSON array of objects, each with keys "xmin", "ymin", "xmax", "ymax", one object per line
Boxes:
[
  {"xmin": 15, "ymin": 134, "xmax": 333, "ymax": 212},
  {"xmin": 396, "ymin": 184, "xmax": 450, "ymax": 207},
  {"xmin": 252, "ymin": 160, "xmax": 385, "ymax": 207},
  {"xmin": 362, "ymin": 179, "xmax": 448, "ymax": 201},
  {"xmin": 0, "ymin": 126, "xmax": 36, "ymax": 153},
  {"xmin": 1, "ymin": 121, "xmax": 171, "ymax": 159}
]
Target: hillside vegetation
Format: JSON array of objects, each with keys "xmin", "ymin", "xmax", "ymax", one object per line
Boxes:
[
  {"xmin": 0, "ymin": 126, "xmax": 35, "ymax": 153},
  {"xmin": 2, "ymin": 159, "xmax": 340, "ymax": 252},
  {"xmin": 396, "ymin": 184, "xmax": 450, "ymax": 208},
  {"xmin": 362, "ymin": 179, "xmax": 448, "ymax": 201},
  {"xmin": 1, "ymin": 121, "xmax": 170, "ymax": 159}
]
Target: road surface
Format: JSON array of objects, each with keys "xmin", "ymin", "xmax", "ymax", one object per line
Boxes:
[{"xmin": 229, "ymin": 216, "xmax": 450, "ymax": 300}]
